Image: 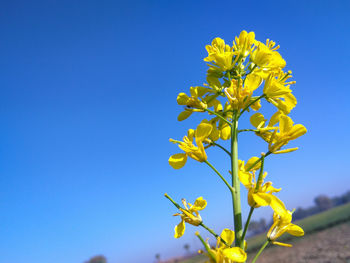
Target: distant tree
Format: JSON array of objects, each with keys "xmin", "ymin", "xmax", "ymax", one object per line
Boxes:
[
  {"xmin": 84, "ymin": 255, "xmax": 106, "ymax": 263},
  {"xmin": 248, "ymin": 218, "xmax": 267, "ymax": 235},
  {"xmin": 293, "ymin": 207, "xmax": 308, "ymax": 220},
  {"xmin": 341, "ymin": 191, "xmax": 350, "ymax": 204},
  {"xmin": 183, "ymin": 243, "xmax": 190, "ymax": 254},
  {"xmin": 155, "ymin": 253, "xmax": 160, "ymax": 262},
  {"xmin": 314, "ymin": 195, "xmax": 333, "ymax": 211}
]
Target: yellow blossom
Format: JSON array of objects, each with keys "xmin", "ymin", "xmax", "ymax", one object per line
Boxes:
[
  {"xmin": 238, "ymin": 157, "xmax": 286, "ymax": 215},
  {"xmin": 250, "ymin": 112, "xmax": 307, "ymax": 154},
  {"xmin": 177, "ymin": 86, "xmax": 223, "ymax": 121},
  {"xmin": 224, "ymin": 74, "xmax": 262, "ymax": 111},
  {"xmin": 201, "ymin": 229, "xmax": 247, "ymax": 263},
  {"xmin": 204, "ymin": 37, "xmax": 236, "ymax": 71},
  {"xmin": 267, "ymin": 210, "xmax": 304, "ymax": 247},
  {"xmin": 169, "ymin": 123, "xmax": 212, "ymax": 169},
  {"xmin": 201, "ymin": 119, "xmax": 221, "ymax": 142},
  {"xmin": 262, "ymin": 72, "xmax": 297, "ymax": 114},
  {"xmin": 232, "ymin": 30, "xmax": 256, "ymax": 58},
  {"xmin": 251, "ymin": 40, "xmax": 286, "ymax": 71},
  {"xmin": 173, "ymin": 197, "xmax": 207, "ymax": 238}
]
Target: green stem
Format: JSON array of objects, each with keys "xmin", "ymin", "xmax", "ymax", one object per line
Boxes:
[
  {"xmin": 241, "ymin": 207, "xmax": 254, "ymax": 241},
  {"xmin": 249, "ymin": 64, "xmax": 257, "ymax": 74},
  {"xmin": 238, "ymin": 129, "xmax": 259, "ymax": 133},
  {"xmin": 239, "ymin": 95, "xmax": 265, "ymax": 118},
  {"xmin": 210, "ymin": 142, "xmax": 231, "ymax": 156},
  {"xmin": 252, "ymin": 240, "xmax": 270, "ymax": 263},
  {"xmin": 205, "ymin": 160, "xmax": 233, "ymax": 193},
  {"xmin": 255, "ymin": 155, "xmax": 265, "ymax": 191},
  {"xmin": 205, "ymin": 108, "xmax": 232, "ymax": 126},
  {"xmin": 199, "ymin": 222, "xmax": 230, "ymax": 247},
  {"xmin": 245, "ymin": 151, "xmax": 271, "ymax": 171},
  {"xmin": 164, "ymin": 193, "xmax": 181, "ymax": 210},
  {"xmin": 195, "ymin": 232, "xmax": 216, "ymax": 261},
  {"xmin": 231, "ymin": 109, "xmax": 243, "ymax": 248}
]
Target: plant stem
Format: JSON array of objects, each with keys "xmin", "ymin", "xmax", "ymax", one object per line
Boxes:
[
  {"xmin": 164, "ymin": 193, "xmax": 181, "ymax": 209},
  {"xmin": 195, "ymin": 232, "xmax": 216, "ymax": 261},
  {"xmin": 239, "ymin": 94, "xmax": 265, "ymax": 118},
  {"xmin": 252, "ymin": 240, "xmax": 270, "ymax": 263},
  {"xmin": 241, "ymin": 206, "xmax": 254, "ymax": 241},
  {"xmin": 210, "ymin": 142, "xmax": 231, "ymax": 156},
  {"xmin": 199, "ymin": 222, "xmax": 230, "ymax": 247},
  {"xmin": 205, "ymin": 108, "xmax": 232, "ymax": 126},
  {"xmin": 238, "ymin": 129, "xmax": 259, "ymax": 133},
  {"xmin": 255, "ymin": 155, "xmax": 265, "ymax": 191},
  {"xmin": 231, "ymin": 109, "xmax": 243, "ymax": 248},
  {"xmin": 245, "ymin": 151, "xmax": 271, "ymax": 171},
  {"xmin": 205, "ymin": 160, "xmax": 233, "ymax": 193}
]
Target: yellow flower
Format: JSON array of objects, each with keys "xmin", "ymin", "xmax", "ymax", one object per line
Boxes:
[
  {"xmin": 267, "ymin": 210, "xmax": 304, "ymax": 247},
  {"xmin": 169, "ymin": 123, "xmax": 212, "ymax": 169},
  {"xmin": 251, "ymin": 40, "xmax": 286, "ymax": 71},
  {"xmin": 199, "ymin": 102, "xmax": 233, "ymax": 141},
  {"xmin": 177, "ymin": 86, "xmax": 223, "ymax": 121},
  {"xmin": 202, "ymin": 229, "xmax": 247, "ymax": 263},
  {"xmin": 217, "ymin": 102, "xmax": 233, "ymax": 140},
  {"xmin": 177, "ymin": 86, "xmax": 209, "ymax": 121},
  {"xmin": 201, "ymin": 119, "xmax": 221, "ymax": 142},
  {"xmin": 250, "ymin": 112, "xmax": 307, "ymax": 154},
  {"xmin": 262, "ymin": 72, "xmax": 297, "ymax": 114},
  {"xmin": 224, "ymin": 74, "xmax": 262, "ymax": 111},
  {"xmin": 238, "ymin": 157, "xmax": 286, "ymax": 215},
  {"xmin": 204, "ymin": 37, "xmax": 236, "ymax": 71},
  {"xmin": 173, "ymin": 197, "xmax": 207, "ymax": 238},
  {"xmin": 232, "ymin": 30, "xmax": 256, "ymax": 58}
]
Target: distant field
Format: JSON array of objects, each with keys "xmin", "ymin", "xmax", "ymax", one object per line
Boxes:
[{"xmin": 176, "ymin": 202, "xmax": 350, "ymax": 263}]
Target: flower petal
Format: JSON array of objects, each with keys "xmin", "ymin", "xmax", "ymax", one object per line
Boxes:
[
  {"xmin": 177, "ymin": 93, "xmax": 189, "ymax": 105},
  {"xmin": 238, "ymin": 170, "xmax": 252, "ymax": 189},
  {"xmin": 286, "ymin": 224, "xmax": 304, "ymax": 237},
  {"xmin": 245, "ymin": 74, "xmax": 262, "ymax": 92},
  {"xmin": 220, "ymin": 123, "xmax": 231, "ymax": 140},
  {"xmin": 279, "ymin": 115, "xmax": 294, "ymax": 134},
  {"xmin": 195, "ymin": 123, "xmax": 213, "ymax": 143},
  {"xmin": 272, "ymin": 241, "xmax": 292, "ymax": 247},
  {"xmin": 177, "ymin": 111, "xmax": 192, "ymax": 121},
  {"xmin": 220, "ymin": 228, "xmax": 235, "ymax": 247},
  {"xmin": 252, "ymin": 193, "xmax": 271, "ymax": 207},
  {"xmin": 273, "ymin": 147, "xmax": 299, "ymax": 154},
  {"xmin": 250, "ymin": 113, "xmax": 266, "ymax": 128},
  {"xmin": 168, "ymin": 153, "xmax": 187, "ymax": 169},
  {"xmin": 192, "ymin": 197, "xmax": 207, "ymax": 211},
  {"xmin": 288, "ymin": 124, "xmax": 307, "ymax": 139},
  {"xmin": 269, "ymin": 195, "xmax": 287, "ymax": 216},
  {"xmin": 245, "ymin": 156, "xmax": 261, "ymax": 171},
  {"xmin": 222, "ymin": 247, "xmax": 247, "ymax": 262},
  {"xmin": 174, "ymin": 219, "xmax": 186, "ymax": 238}
]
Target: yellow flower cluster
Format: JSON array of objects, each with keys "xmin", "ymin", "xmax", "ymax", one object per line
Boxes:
[
  {"xmin": 165, "ymin": 30, "xmax": 307, "ymax": 261},
  {"xmin": 238, "ymin": 157, "xmax": 285, "ymax": 215},
  {"xmin": 198, "ymin": 229, "xmax": 247, "ymax": 263},
  {"xmin": 173, "ymin": 197, "xmax": 207, "ymax": 238}
]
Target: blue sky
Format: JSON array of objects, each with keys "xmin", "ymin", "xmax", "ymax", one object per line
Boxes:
[{"xmin": 0, "ymin": 0, "xmax": 349, "ymax": 262}]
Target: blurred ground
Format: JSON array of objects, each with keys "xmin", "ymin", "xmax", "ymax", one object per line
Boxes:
[
  {"xmin": 171, "ymin": 202, "xmax": 350, "ymax": 263},
  {"xmin": 248, "ymin": 221, "xmax": 350, "ymax": 263}
]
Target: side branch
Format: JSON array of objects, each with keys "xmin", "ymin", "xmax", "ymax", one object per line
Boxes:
[
  {"xmin": 199, "ymin": 222, "xmax": 230, "ymax": 247},
  {"xmin": 239, "ymin": 94, "xmax": 266, "ymax": 118},
  {"xmin": 205, "ymin": 160, "xmax": 234, "ymax": 193},
  {"xmin": 205, "ymin": 108, "xmax": 232, "ymax": 126},
  {"xmin": 210, "ymin": 142, "xmax": 231, "ymax": 156},
  {"xmin": 238, "ymin": 129, "xmax": 259, "ymax": 133}
]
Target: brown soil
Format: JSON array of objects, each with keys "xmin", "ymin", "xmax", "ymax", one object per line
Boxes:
[{"xmin": 248, "ymin": 222, "xmax": 350, "ymax": 263}]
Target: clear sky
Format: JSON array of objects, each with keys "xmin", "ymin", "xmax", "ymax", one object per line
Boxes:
[{"xmin": 0, "ymin": 1, "xmax": 349, "ymax": 262}]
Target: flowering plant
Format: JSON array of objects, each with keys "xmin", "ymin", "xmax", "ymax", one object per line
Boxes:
[{"xmin": 165, "ymin": 31, "xmax": 306, "ymax": 262}]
